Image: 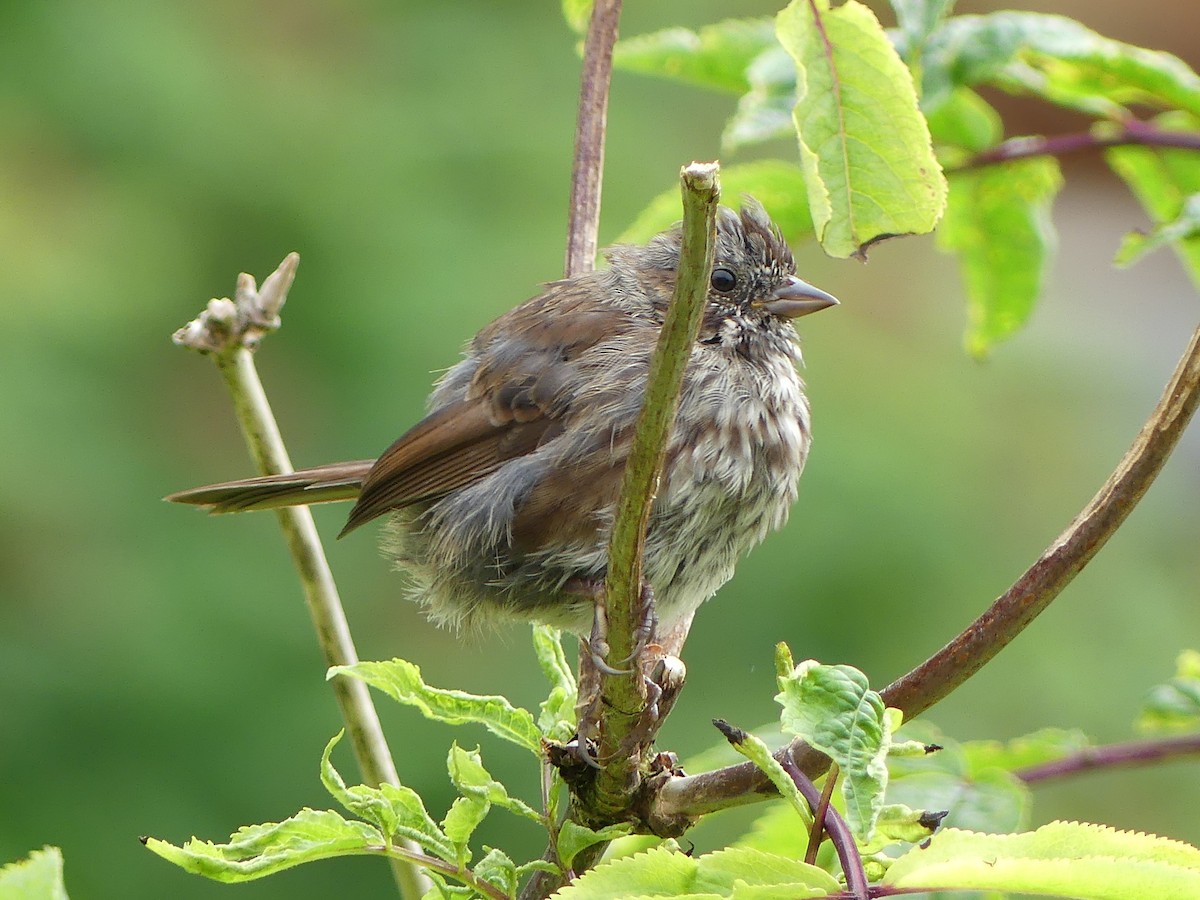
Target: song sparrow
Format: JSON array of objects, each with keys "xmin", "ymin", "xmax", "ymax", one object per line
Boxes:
[{"xmin": 168, "ymin": 199, "xmax": 837, "ymax": 634}]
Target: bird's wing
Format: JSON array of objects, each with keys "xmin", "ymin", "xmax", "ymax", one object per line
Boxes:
[{"xmin": 340, "ymin": 291, "xmax": 631, "ymax": 536}]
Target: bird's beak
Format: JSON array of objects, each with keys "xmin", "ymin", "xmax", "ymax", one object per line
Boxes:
[{"xmin": 760, "ymin": 275, "xmax": 839, "ymax": 318}]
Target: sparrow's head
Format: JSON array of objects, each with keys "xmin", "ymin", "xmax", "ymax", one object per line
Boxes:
[{"xmin": 610, "ymin": 197, "xmax": 838, "ymax": 328}]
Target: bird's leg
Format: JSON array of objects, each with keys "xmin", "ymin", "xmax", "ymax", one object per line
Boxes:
[
  {"xmin": 588, "ymin": 580, "xmax": 659, "ymax": 674},
  {"xmin": 587, "ymin": 595, "xmax": 633, "ymax": 676}
]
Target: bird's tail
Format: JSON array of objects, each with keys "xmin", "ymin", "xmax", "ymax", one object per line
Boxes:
[{"xmin": 164, "ymin": 460, "xmax": 375, "ymax": 514}]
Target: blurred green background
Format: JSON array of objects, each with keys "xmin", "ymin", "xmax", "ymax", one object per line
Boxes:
[{"xmin": 2, "ymin": 1, "xmax": 1198, "ymax": 897}]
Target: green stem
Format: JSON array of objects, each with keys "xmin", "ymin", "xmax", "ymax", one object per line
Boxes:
[
  {"xmin": 212, "ymin": 346, "xmax": 426, "ymax": 900},
  {"xmin": 170, "ymin": 256, "xmax": 430, "ymax": 899},
  {"xmin": 588, "ymin": 163, "xmax": 720, "ymax": 819}
]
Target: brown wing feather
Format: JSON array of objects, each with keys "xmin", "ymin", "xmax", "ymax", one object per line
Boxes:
[
  {"xmin": 339, "ymin": 397, "xmax": 560, "ymax": 536},
  {"xmin": 340, "ymin": 291, "xmax": 632, "ymax": 537}
]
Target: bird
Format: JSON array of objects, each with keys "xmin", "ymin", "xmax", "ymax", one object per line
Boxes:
[{"xmin": 167, "ymin": 199, "xmax": 837, "ymax": 636}]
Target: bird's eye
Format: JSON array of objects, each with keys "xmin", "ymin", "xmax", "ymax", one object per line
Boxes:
[{"xmin": 710, "ymin": 268, "xmax": 737, "ymax": 293}]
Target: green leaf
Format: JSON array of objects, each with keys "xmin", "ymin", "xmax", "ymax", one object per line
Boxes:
[
  {"xmin": 723, "ymin": 47, "xmax": 797, "ymax": 153},
  {"xmin": 0, "ymin": 846, "xmax": 69, "ymax": 900},
  {"xmin": 857, "ymin": 803, "xmax": 941, "ymax": 853},
  {"xmin": 925, "ymin": 87, "xmax": 1002, "ymax": 157},
  {"xmin": 937, "ymin": 156, "xmax": 1063, "ymax": 356},
  {"xmin": 330, "ymin": 658, "xmax": 542, "ymax": 754},
  {"xmin": 1138, "ymin": 649, "xmax": 1200, "ymax": 733},
  {"xmin": 553, "ymin": 846, "xmax": 841, "ymax": 900},
  {"xmin": 883, "ymin": 820, "xmax": 1200, "ymax": 898},
  {"xmin": 320, "ymin": 731, "xmax": 454, "ymax": 860},
  {"xmin": 556, "ymin": 820, "xmax": 634, "ymax": 870},
  {"xmin": 442, "ymin": 796, "xmax": 488, "ymax": 859},
  {"xmin": 890, "ymin": 0, "xmax": 957, "ymax": 64},
  {"xmin": 720, "ymin": 727, "xmax": 814, "ymax": 831},
  {"xmin": 612, "ymin": 19, "xmax": 776, "ymax": 95},
  {"xmin": 963, "ymin": 727, "xmax": 1091, "ymax": 774},
  {"xmin": 1107, "ymin": 120, "xmax": 1200, "ymax": 289},
  {"xmin": 475, "ymin": 847, "xmax": 521, "ymax": 898},
  {"xmin": 619, "ymin": 161, "xmax": 814, "ymax": 246},
  {"xmin": 561, "ymin": 0, "xmax": 592, "ymax": 35},
  {"xmin": 448, "ymin": 744, "xmax": 542, "ymax": 824},
  {"xmin": 777, "ymin": 0, "xmax": 946, "ymax": 258},
  {"xmin": 775, "ymin": 658, "xmax": 889, "ymax": 841},
  {"xmin": 921, "ymin": 13, "xmax": 1200, "ymax": 119},
  {"xmin": 533, "ymin": 626, "xmax": 577, "ymax": 740},
  {"xmin": 888, "ymin": 722, "xmax": 1031, "ymax": 834},
  {"xmin": 144, "ymin": 809, "xmax": 383, "ymax": 882},
  {"xmin": 733, "ymin": 802, "xmax": 818, "ymax": 859}
]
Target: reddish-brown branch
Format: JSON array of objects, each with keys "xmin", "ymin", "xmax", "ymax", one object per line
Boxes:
[
  {"xmin": 564, "ymin": 0, "xmax": 622, "ymax": 278},
  {"xmin": 1016, "ymin": 733, "xmax": 1200, "ymax": 784},
  {"xmin": 955, "ymin": 121, "xmax": 1200, "ymax": 172},
  {"xmin": 881, "ymin": 324, "xmax": 1200, "ymax": 719}
]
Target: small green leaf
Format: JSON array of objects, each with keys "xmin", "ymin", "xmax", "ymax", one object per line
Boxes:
[
  {"xmin": 553, "ymin": 846, "xmax": 840, "ymax": 900},
  {"xmin": 1108, "ymin": 122, "xmax": 1200, "ymax": 289},
  {"xmin": 533, "ymin": 626, "xmax": 577, "ymax": 740},
  {"xmin": 330, "ymin": 659, "xmax": 542, "ymax": 754},
  {"xmin": 883, "ymin": 820, "xmax": 1200, "ymax": 898},
  {"xmin": 612, "ymin": 19, "xmax": 777, "ymax": 95},
  {"xmin": 321, "ymin": 731, "xmax": 454, "ymax": 860},
  {"xmin": 963, "ymin": 727, "xmax": 1090, "ymax": 774},
  {"xmin": 888, "ymin": 722, "xmax": 1031, "ymax": 834},
  {"xmin": 562, "ymin": 0, "xmax": 592, "ymax": 35},
  {"xmin": 775, "ymin": 659, "xmax": 889, "ymax": 841},
  {"xmin": 448, "ymin": 744, "xmax": 542, "ymax": 824},
  {"xmin": 0, "ymin": 846, "xmax": 69, "ymax": 900},
  {"xmin": 1138, "ymin": 650, "xmax": 1200, "ymax": 733},
  {"xmin": 774, "ymin": 642, "xmax": 795, "ymax": 679},
  {"xmin": 144, "ymin": 809, "xmax": 383, "ymax": 882},
  {"xmin": 777, "ymin": 0, "xmax": 947, "ymax": 258},
  {"xmin": 925, "ymin": 87, "xmax": 1002, "ymax": 157},
  {"xmin": 475, "ymin": 847, "xmax": 520, "ymax": 897},
  {"xmin": 720, "ymin": 726, "xmax": 814, "ymax": 831},
  {"xmin": 556, "ymin": 820, "xmax": 634, "ymax": 870},
  {"xmin": 890, "ymin": 0, "xmax": 957, "ymax": 64},
  {"xmin": 442, "ymin": 796, "xmax": 488, "ymax": 859},
  {"xmin": 921, "ymin": 13, "xmax": 1200, "ymax": 119},
  {"xmin": 937, "ymin": 156, "xmax": 1063, "ymax": 356},
  {"xmin": 857, "ymin": 803, "xmax": 941, "ymax": 853},
  {"xmin": 723, "ymin": 47, "xmax": 797, "ymax": 152}
]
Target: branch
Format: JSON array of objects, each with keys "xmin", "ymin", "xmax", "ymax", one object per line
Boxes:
[
  {"xmin": 586, "ymin": 162, "xmax": 721, "ymax": 819},
  {"xmin": 172, "ymin": 257, "xmax": 429, "ymax": 900},
  {"xmin": 653, "ymin": 320, "xmax": 1200, "ymax": 820},
  {"xmin": 564, "ymin": 0, "xmax": 622, "ymax": 277},
  {"xmin": 881, "ymin": 321, "xmax": 1200, "ymax": 718},
  {"xmin": 519, "ymin": 7, "xmax": 624, "ymax": 897},
  {"xmin": 955, "ymin": 120, "xmax": 1200, "ymax": 172},
  {"xmin": 1015, "ymin": 733, "xmax": 1200, "ymax": 785}
]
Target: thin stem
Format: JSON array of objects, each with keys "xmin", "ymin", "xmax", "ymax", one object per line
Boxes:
[
  {"xmin": 805, "ymin": 764, "xmax": 838, "ymax": 866},
  {"xmin": 565, "ymin": 0, "xmax": 622, "ymax": 277},
  {"xmin": 954, "ymin": 121, "xmax": 1200, "ymax": 172},
  {"xmin": 1016, "ymin": 733, "xmax": 1200, "ymax": 784},
  {"xmin": 587, "ymin": 163, "xmax": 720, "ymax": 819},
  {"xmin": 174, "ymin": 259, "xmax": 428, "ymax": 900},
  {"xmin": 653, "ymin": 321, "xmax": 1200, "ymax": 819},
  {"xmin": 379, "ymin": 846, "xmax": 508, "ymax": 900}
]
